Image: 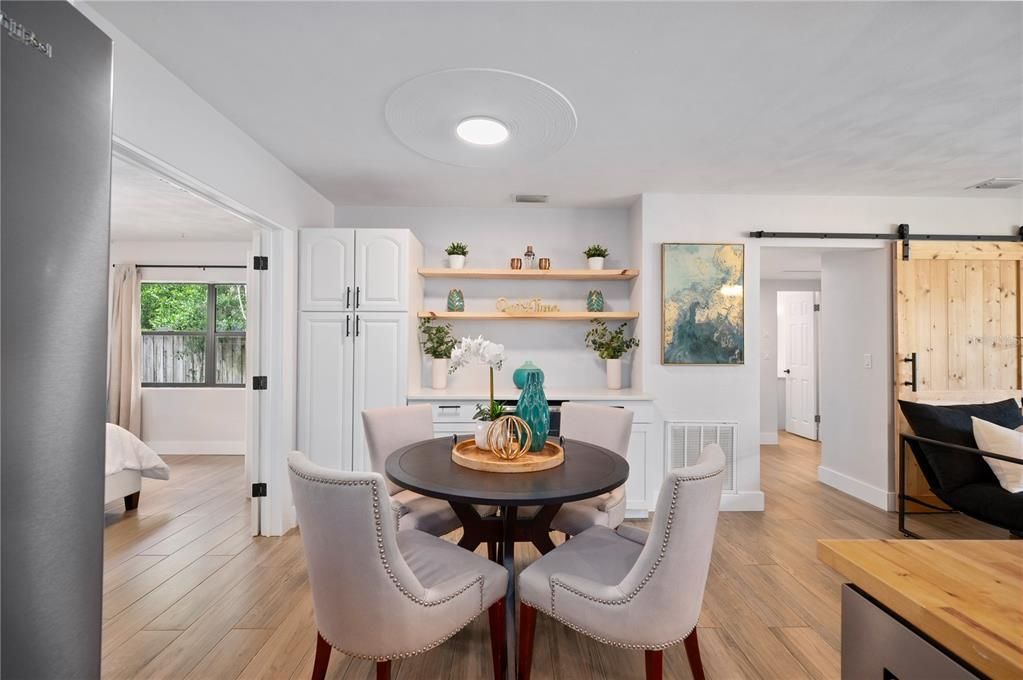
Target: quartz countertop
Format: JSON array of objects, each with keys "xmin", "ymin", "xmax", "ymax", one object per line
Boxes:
[{"xmin": 407, "ymin": 386, "xmax": 653, "ymax": 402}]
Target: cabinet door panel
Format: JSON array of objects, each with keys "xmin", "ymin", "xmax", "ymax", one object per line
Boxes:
[
  {"xmin": 352, "ymin": 313, "xmax": 409, "ymax": 471},
  {"xmin": 355, "ymin": 230, "xmax": 407, "ymax": 311},
  {"xmin": 298, "ymin": 313, "xmax": 353, "ymax": 470},
  {"xmin": 300, "ymin": 229, "xmax": 354, "ymax": 311}
]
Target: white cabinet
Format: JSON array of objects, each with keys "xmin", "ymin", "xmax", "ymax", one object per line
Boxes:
[
  {"xmin": 297, "ymin": 229, "xmax": 420, "ymax": 475},
  {"xmin": 298, "ymin": 312, "xmax": 355, "ymax": 471},
  {"xmin": 355, "ymin": 229, "xmax": 408, "ymax": 311},
  {"xmin": 352, "ymin": 312, "xmax": 408, "ymax": 471},
  {"xmin": 300, "ymin": 229, "xmax": 355, "ymax": 311}
]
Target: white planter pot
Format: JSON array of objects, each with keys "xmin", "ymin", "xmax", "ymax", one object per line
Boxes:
[
  {"xmin": 474, "ymin": 421, "xmax": 492, "ymax": 450},
  {"xmin": 430, "ymin": 358, "xmax": 449, "ymax": 390},
  {"xmin": 587, "ymin": 257, "xmax": 605, "ymax": 270},
  {"xmin": 448, "ymin": 254, "xmax": 466, "ymax": 269},
  {"xmin": 606, "ymin": 358, "xmax": 623, "ymax": 390}
]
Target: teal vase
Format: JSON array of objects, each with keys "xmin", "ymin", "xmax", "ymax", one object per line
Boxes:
[
  {"xmin": 516, "ymin": 372, "xmax": 549, "ymax": 452},
  {"xmin": 446, "ymin": 289, "xmax": 464, "ymax": 312},
  {"xmin": 586, "ymin": 289, "xmax": 605, "ymax": 312},
  {"xmin": 512, "ymin": 361, "xmax": 544, "ymax": 389}
]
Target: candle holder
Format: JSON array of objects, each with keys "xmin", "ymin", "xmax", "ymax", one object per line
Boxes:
[
  {"xmin": 510, "ymin": 257, "xmax": 522, "ymax": 270},
  {"xmin": 538, "ymin": 257, "xmax": 551, "ymax": 270}
]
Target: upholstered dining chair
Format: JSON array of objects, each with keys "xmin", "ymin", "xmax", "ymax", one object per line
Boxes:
[
  {"xmin": 549, "ymin": 403, "xmax": 634, "ymax": 536},
  {"xmin": 362, "ymin": 404, "xmax": 467, "ymax": 536},
  {"xmin": 517, "ymin": 444, "xmax": 726, "ymax": 680},
  {"xmin": 287, "ymin": 452, "xmax": 509, "ymax": 680}
]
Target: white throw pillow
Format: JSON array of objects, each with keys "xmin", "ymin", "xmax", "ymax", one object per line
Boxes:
[{"xmin": 970, "ymin": 417, "xmax": 1023, "ymax": 493}]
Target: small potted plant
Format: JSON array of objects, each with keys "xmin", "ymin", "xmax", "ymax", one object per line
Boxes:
[
  {"xmin": 446, "ymin": 242, "xmax": 469, "ymax": 269},
  {"xmin": 418, "ymin": 318, "xmax": 457, "ymax": 389},
  {"xmin": 584, "ymin": 320, "xmax": 639, "ymax": 390},
  {"xmin": 584, "ymin": 244, "xmax": 609, "ymax": 270},
  {"xmin": 449, "ymin": 335, "xmax": 505, "ymax": 449}
]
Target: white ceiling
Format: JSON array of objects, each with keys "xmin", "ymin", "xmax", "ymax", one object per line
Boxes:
[
  {"xmin": 111, "ymin": 158, "xmax": 256, "ymax": 241},
  {"xmin": 91, "ymin": 1, "xmax": 1022, "ymax": 208}
]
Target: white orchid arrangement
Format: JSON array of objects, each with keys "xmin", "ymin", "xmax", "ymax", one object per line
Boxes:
[{"xmin": 449, "ymin": 336, "xmax": 506, "ymax": 421}]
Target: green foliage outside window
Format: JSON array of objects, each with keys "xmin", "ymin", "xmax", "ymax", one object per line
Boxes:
[{"xmin": 141, "ymin": 283, "xmax": 207, "ymax": 331}]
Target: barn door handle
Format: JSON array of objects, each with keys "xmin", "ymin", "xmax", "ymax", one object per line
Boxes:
[
  {"xmin": 902, "ymin": 352, "xmax": 918, "ymax": 392},
  {"xmin": 783, "ymin": 369, "xmax": 791, "ymax": 374}
]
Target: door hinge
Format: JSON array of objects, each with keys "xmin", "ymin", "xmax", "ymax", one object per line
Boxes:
[
  {"xmin": 814, "ymin": 415, "xmax": 821, "ymax": 423},
  {"xmin": 813, "ymin": 303, "xmax": 821, "ymax": 312},
  {"xmin": 252, "ymin": 375, "xmax": 268, "ymax": 390},
  {"xmin": 253, "ymin": 255, "xmax": 268, "ymax": 270},
  {"xmin": 251, "ymin": 482, "xmax": 267, "ymax": 498}
]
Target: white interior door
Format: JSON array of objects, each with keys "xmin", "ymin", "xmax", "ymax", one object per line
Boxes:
[
  {"xmin": 352, "ymin": 312, "xmax": 408, "ymax": 472},
  {"xmin": 245, "ymin": 232, "xmax": 264, "ymax": 535},
  {"xmin": 298, "ymin": 312, "xmax": 355, "ymax": 471},
  {"xmin": 781, "ymin": 291, "xmax": 818, "ymax": 440}
]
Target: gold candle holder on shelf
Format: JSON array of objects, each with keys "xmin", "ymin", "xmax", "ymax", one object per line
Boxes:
[
  {"xmin": 538, "ymin": 257, "xmax": 551, "ymax": 270},
  {"xmin": 487, "ymin": 415, "xmax": 532, "ymax": 459},
  {"xmin": 510, "ymin": 257, "xmax": 522, "ymax": 270}
]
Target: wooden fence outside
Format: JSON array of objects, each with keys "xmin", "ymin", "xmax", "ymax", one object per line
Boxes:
[{"xmin": 142, "ymin": 334, "xmax": 245, "ymax": 385}]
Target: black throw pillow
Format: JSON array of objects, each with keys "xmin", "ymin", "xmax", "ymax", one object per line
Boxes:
[{"xmin": 898, "ymin": 399, "xmax": 1017, "ymax": 491}]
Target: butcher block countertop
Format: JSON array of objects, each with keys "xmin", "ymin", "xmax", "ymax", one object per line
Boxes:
[{"xmin": 817, "ymin": 539, "xmax": 1023, "ymax": 679}]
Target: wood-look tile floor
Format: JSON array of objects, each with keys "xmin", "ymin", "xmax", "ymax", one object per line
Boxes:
[{"xmin": 102, "ymin": 435, "xmax": 1005, "ymax": 679}]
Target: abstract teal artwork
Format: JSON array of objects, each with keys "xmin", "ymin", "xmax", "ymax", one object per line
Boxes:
[{"xmin": 661, "ymin": 243, "xmax": 744, "ymax": 365}]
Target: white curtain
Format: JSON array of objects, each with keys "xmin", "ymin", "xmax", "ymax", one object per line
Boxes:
[{"xmin": 108, "ymin": 264, "xmax": 142, "ymax": 437}]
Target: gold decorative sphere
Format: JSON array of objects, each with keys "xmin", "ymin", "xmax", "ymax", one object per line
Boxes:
[{"xmin": 486, "ymin": 415, "xmax": 533, "ymax": 460}]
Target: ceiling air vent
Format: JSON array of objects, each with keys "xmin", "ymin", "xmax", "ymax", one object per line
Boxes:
[
  {"xmin": 514, "ymin": 194, "xmax": 549, "ymax": 204},
  {"xmin": 966, "ymin": 178, "xmax": 1023, "ymax": 190}
]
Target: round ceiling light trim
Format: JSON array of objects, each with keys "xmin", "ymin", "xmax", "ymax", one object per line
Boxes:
[
  {"xmin": 456, "ymin": 116, "xmax": 510, "ymax": 146},
  {"xmin": 384, "ymin": 68, "xmax": 577, "ymax": 169}
]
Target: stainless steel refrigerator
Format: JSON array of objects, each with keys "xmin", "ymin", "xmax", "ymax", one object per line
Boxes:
[{"xmin": 2, "ymin": 2, "xmax": 112, "ymax": 677}]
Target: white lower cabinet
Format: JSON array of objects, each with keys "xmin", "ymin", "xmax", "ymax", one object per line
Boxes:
[{"xmin": 299, "ymin": 311, "xmax": 407, "ymax": 474}]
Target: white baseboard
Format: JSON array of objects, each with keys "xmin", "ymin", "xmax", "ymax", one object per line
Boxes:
[
  {"xmin": 720, "ymin": 491, "xmax": 765, "ymax": 511},
  {"xmin": 760, "ymin": 431, "xmax": 779, "ymax": 445},
  {"xmin": 145, "ymin": 440, "xmax": 245, "ymax": 455},
  {"xmin": 817, "ymin": 465, "xmax": 893, "ymax": 510}
]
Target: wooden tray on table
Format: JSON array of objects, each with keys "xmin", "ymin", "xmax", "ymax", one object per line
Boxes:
[{"xmin": 451, "ymin": 438, "xmax": 565, "ymax": 473}]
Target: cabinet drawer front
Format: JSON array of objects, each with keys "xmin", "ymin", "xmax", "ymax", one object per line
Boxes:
[{"xmin": 431, "ymin": 402, "xmax": 477, "ymax": 422}]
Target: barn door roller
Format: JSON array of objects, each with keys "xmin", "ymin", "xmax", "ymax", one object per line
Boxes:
[{"xmin": 750, "ymin": 224, "xmax": 1023, "ymax": 261}]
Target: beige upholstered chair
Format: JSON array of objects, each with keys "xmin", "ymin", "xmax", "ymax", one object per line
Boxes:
[
  {"xmin": 287, "ymin": 452, "xmax": 508, "ymax": 680},
  {"xmin": 549, "ymin": 403, "xmax": 634, "ymax": 535},
  {"xmin": 518, "ymin": 444, "xmax": 726, "ymax": 680},
  {"xmin": 362, "ymin": 404, "xmax": 465, "ymax": 535}
]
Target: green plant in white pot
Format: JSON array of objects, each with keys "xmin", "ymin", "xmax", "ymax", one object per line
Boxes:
[
  {"xmin": 446, "ymin": 242, "xmax": 468, "ymax": 269},
  {"xmin": 584, "ymin": 244, "xmax": 609, "ymax": 270},
  {"xmin": 449, "ymin": 335, "xmax": 505, "ymax": 449},
  {"xmin": 418, "ymin": 318, "xmax": 457, "ymax": 389},
  {"xmin": 585, "ymin": 320, "xmax": 638, "ymax": 389}
]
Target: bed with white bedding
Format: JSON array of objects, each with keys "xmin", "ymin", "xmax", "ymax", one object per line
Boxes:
[{"xmin": 105, "ymin": 423, "xmax": 170, "ymax": 511}]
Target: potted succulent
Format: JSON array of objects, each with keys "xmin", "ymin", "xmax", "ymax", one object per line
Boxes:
[
  {"xmin": 584, "ymin": 320, "xmax": 639, "ymax": 390},
  {"xmin": 445, "ymin": 242, "xmax": 469, "ymax": 269},
  {"xmin": 449, "ymin": 335, "xmax": 505, "ymax": 449},
  {"xmin": 418, "ymin": 318, "xmax": 457, "ymax": 389},
  {"xmin": 584, "ymin": 244, "xmax": 609, "ymax": 270}
]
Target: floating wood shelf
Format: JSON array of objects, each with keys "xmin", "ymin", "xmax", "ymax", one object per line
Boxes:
[
  {"xmin": 418, "ymin": 311, "xmax": 639, "ymax": 321},
  {"xmin": 418, "ymin": 268, "xmax": 639, "ymax": 281}
]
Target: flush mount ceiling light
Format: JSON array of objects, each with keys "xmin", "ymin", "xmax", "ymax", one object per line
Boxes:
[
  {"xmin": 385, "ymin": 68, "xmax": 576, "ymax": 169},
  {"xmin": 456, "ymin": 117, "xmax": 509, "ymax": 146},
  {"xmin": 966, "ymin": 178, "xmax": 1023, "ymax": 190}
]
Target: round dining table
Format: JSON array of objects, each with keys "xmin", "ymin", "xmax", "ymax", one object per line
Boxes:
[{"xmin": 386, "ymin": 434, "xmax": 629, "ymax": 679}]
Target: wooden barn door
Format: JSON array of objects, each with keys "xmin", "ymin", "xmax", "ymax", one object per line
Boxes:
[{"xmin": 894, "ymin": 241, "xmax": 1023, "ymax": 508}]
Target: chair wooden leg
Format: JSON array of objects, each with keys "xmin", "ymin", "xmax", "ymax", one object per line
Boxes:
[
  {"xmin": 644, "ymin": 649, "xmax": 663, "ymax": 680},
  {"xmin": 376, "ymin": 659, "xmax": 390, "ymax": 680},
  {"xmin": 518, "ymin": 603, "xmax": 538, "ymax": 680},
  {"xmin": 683, "ymin": 629, "xmax": 706, "ymax": 680},
  {"xmin": 312, "ymin": 633, "xmax": 331, "ymax": 680},
  {"xmin": 487, "ymin": 597, "xmax": 506, "ymax": 680}
]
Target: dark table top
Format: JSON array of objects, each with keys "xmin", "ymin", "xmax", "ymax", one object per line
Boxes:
[{"xmin": 385, "ymin": 436, "xmax": 630, "ymax": 506}]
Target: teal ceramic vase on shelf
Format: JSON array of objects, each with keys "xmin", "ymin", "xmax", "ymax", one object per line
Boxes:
[
  {"xmin": 446, "ymin": 289, "xmax": 464, "ymax": 312},
  {"xmin": 516, "ymin": 372, "xmax": 549, "ymax": 452},
  {"xmin": 512, "ymin": 361, "xmax": 544, "ymax": 389},
  {"xmin": 586, "ymin": 290, "xmax": 605, "ymax": 312}
]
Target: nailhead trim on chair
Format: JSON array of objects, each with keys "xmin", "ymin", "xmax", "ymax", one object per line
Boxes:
[
  {"xmin": 289, "ymin": 464, "xmax": 490, "ymax": 661},
  {"xmin": 524, "ymin": 467, "xmax": 722, "ymax": 650}
]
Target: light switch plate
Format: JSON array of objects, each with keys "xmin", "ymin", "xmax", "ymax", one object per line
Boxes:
[{"xmin": 863, "ymin": 353, "xmax": 873, "ymax": 369}]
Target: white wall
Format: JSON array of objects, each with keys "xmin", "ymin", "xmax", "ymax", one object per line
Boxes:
[
  {"xmin": 760, "ymin": 278, "xmax": 820, "ymax": 444},
  {"xmin": 76, "ymin": 5, "xmax": 334, "ymax": 232},
  {"xmin": 818, "ymin": 248, "xmax": 892, "ymax": 508},
  {"xmin": 110, "ymin": 240, "xmax": 250, "ymax": 454},
  {"xmin": 333, "ymin": 205, "xmax": 634, "ymax": 392}
]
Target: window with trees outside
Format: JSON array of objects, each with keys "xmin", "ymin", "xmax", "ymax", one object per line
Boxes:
[{"xmin": 141, "ymin": 283, "xmax": 246, "ymax": 387}]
